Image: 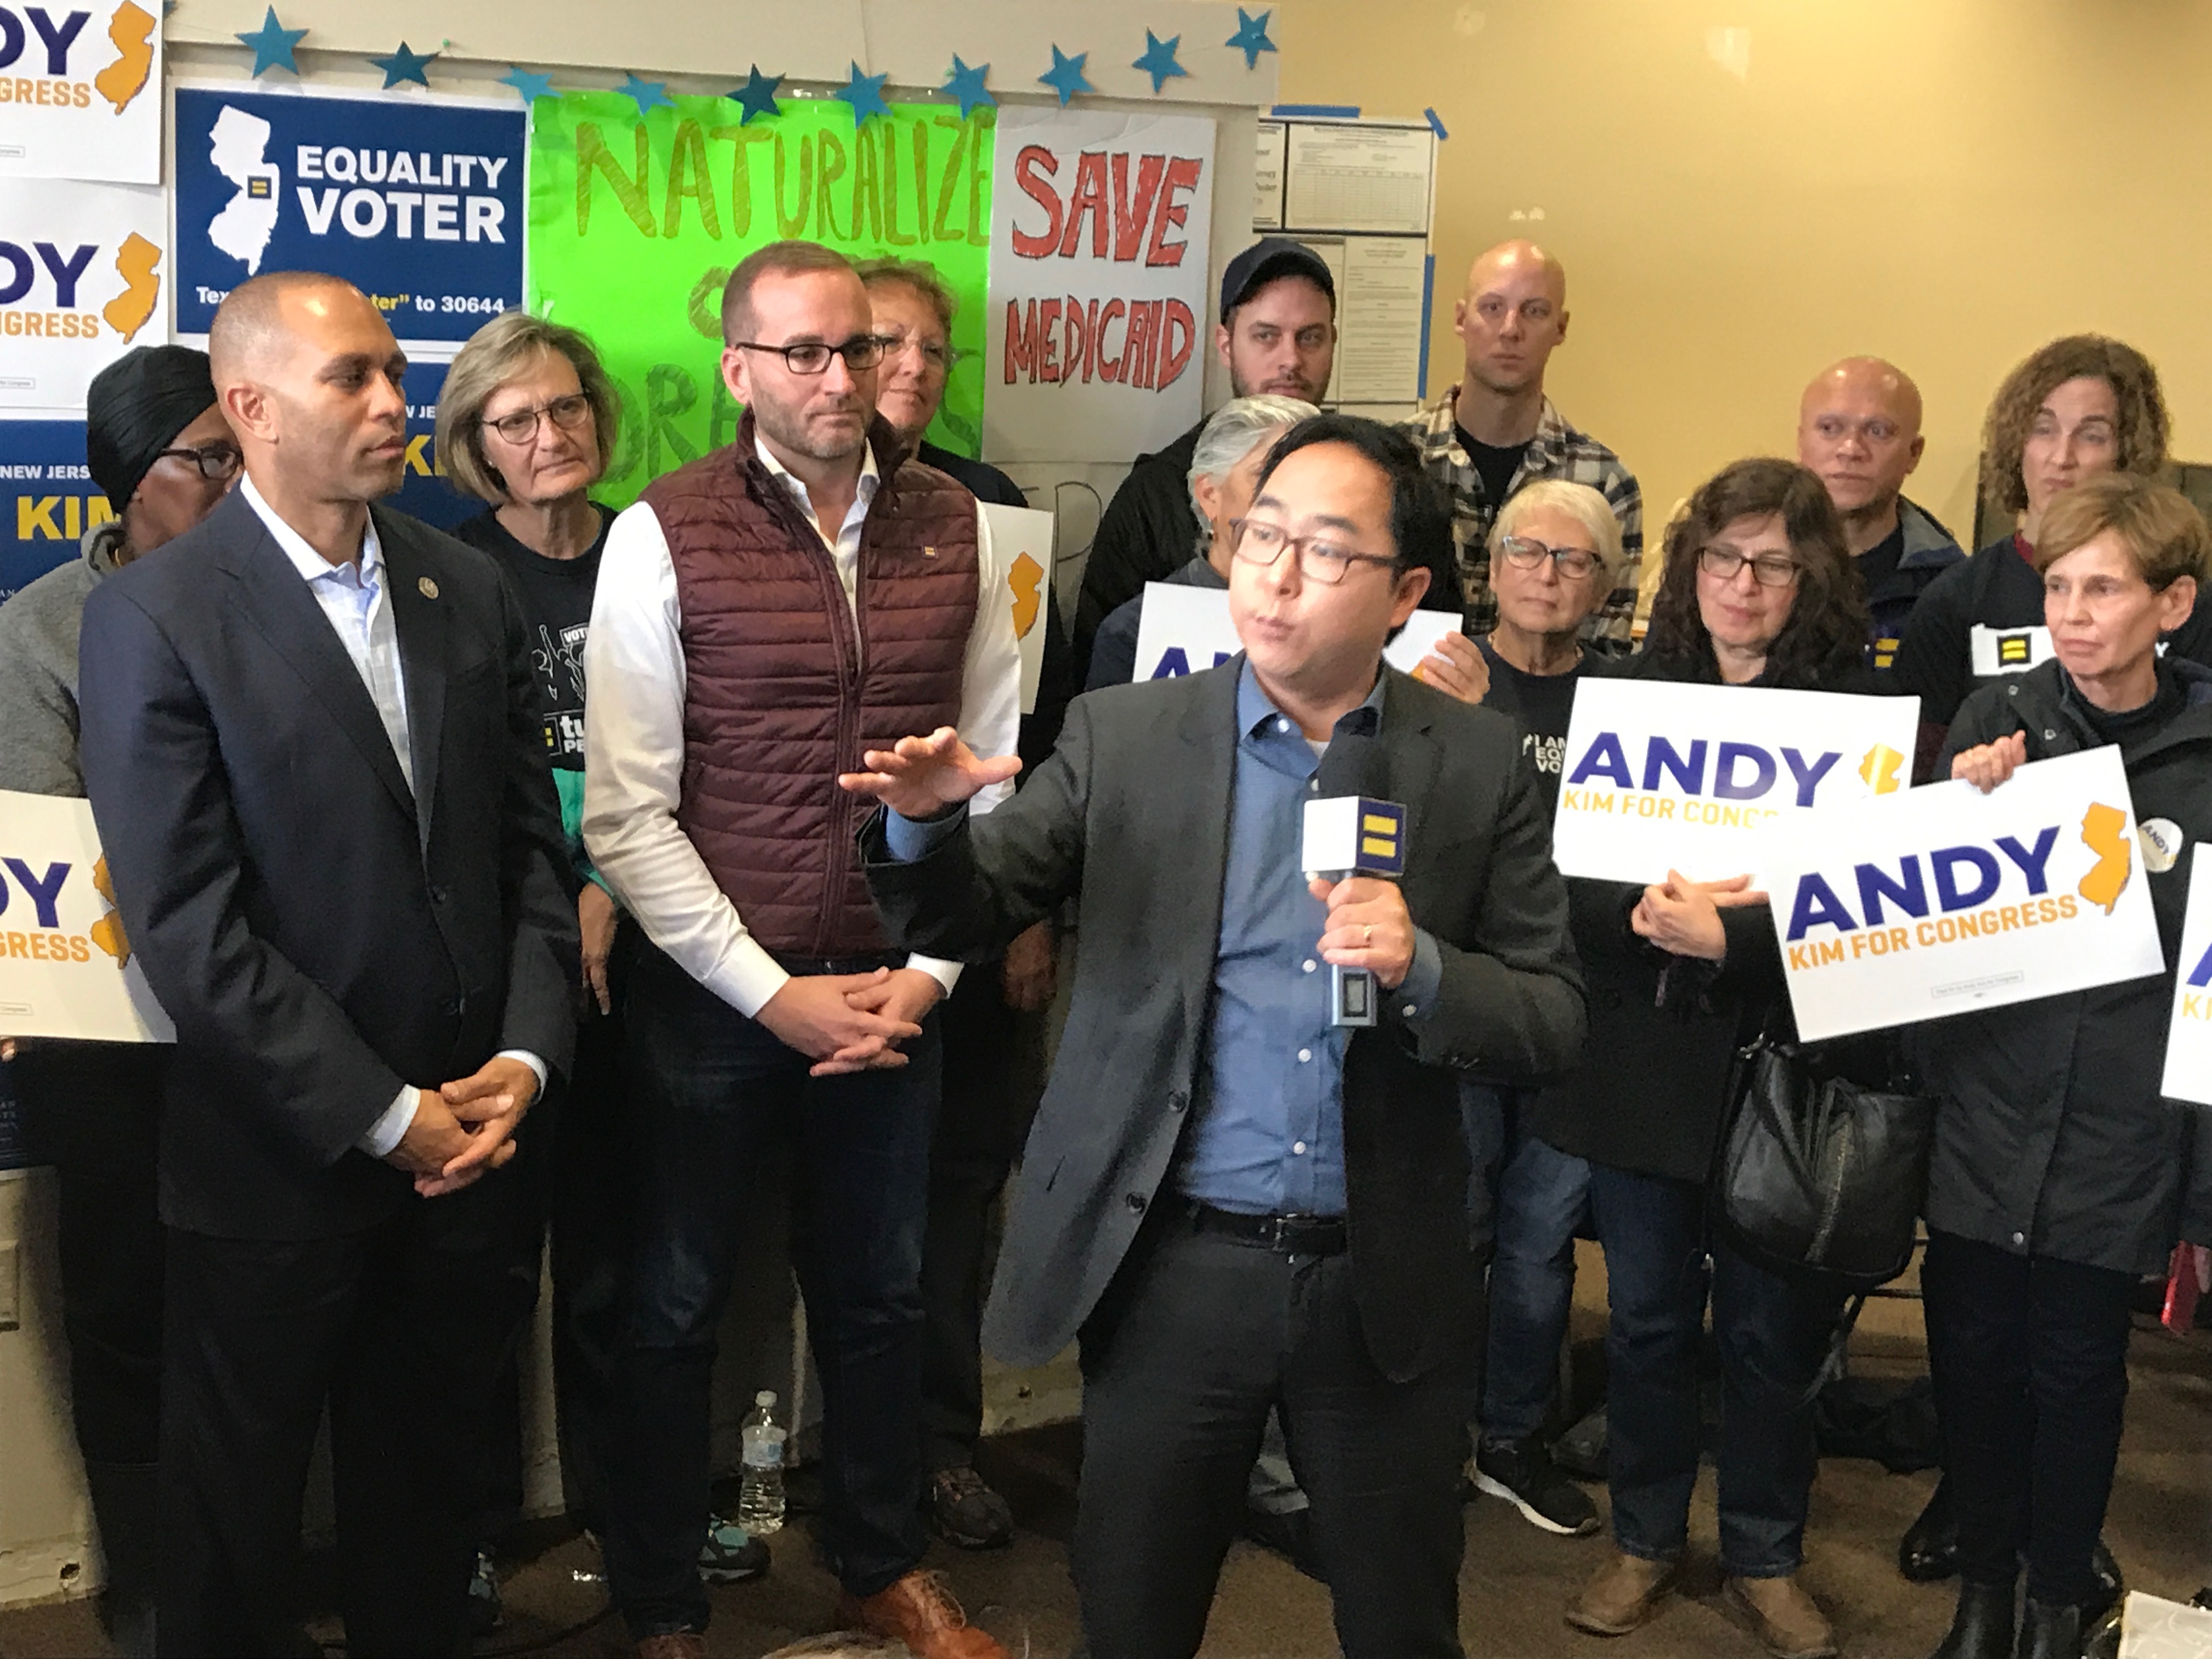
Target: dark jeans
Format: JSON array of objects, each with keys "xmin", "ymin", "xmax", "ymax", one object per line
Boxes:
[
  {"xmin": 159, "ymin": 1176, "xmax": 528, "ymax": 1658},
  {"xmin": 1585, "ymin": 1164, "xmax": 1839, "ymax": 1577},
  {"xmin": 921, "ymin": 958, "xmax": 1043, "ymax": 1474},
  {"xmin": 1922, "ymin": 1228, "xmax": 2136, "ymax": 1607},
  {"xmin": 606, "ymin": 941, "xmax": 937, "ymax": 1636},
  {"xmin": 1481, "ymin": 1119, "xmax": 1589, "ymax": 1446},
  {"xmin": 1075, "ymin": 1211, "xmax": 1475, "ymax": 1659}
]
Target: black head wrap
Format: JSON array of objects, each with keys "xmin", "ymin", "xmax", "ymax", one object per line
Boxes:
[{"xmin": 85, "ymin": 345, "xmax": 218, "ymax": 509}]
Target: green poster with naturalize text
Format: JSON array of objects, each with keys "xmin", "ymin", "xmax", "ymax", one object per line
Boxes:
[{"xmin": 526, "ymin": 92, "xmax": 995, "ymax": 506}]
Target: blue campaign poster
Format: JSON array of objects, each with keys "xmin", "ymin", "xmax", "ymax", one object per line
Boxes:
[
  {"xmin": 1, "ymin": 419, "xmax": 101, "ymax": 603},
  {"xmin": 396, "ymin": 358, "xmax": 476, "ymax": 532},
  {"xmin": 171, "ymin": 84, "xmax": 526, "ymax": 346}
]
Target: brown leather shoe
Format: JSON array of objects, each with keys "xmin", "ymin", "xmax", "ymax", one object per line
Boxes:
[
  {"xmin": 1566, "ymin": 1549, "xmax": 1679, "ymax": 1637},
  {"xmin": 838, "ymin": 1570, "xmax": 1011, "ymax": 1659},
  {"xmin": 634, "ymin": 1632, "xmax": 706, "ymax": 1659},
  {"xmin": 1724, "ymin": 1574, "xmax": 1838, "ymax": 1659}
]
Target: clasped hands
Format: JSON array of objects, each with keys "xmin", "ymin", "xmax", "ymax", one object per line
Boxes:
[
  {"xmin": 1631, "ymin": 870, "xmax": 1768, "ymax": 961},
  {"xmin": 383, "ymin": 1054, "xmax": 540, "ymax": 1198}
]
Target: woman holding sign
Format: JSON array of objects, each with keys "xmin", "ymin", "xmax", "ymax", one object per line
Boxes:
[
  {"xmin": 1536, "ymin": 459, "xmax": 1874, "ymax": 1659},
  {"xmin": 1916, "ymin": 475, "xmax": 2212, "ymax": 1659}
]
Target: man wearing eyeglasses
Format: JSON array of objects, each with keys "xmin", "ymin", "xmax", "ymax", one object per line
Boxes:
[
  {"xmin": 0, "ymin": 343, "xmax": 236, "ymax": 1653},
  {"xmin": 844, "ymin": 413, "xmax": 1584, "ymax": 1659},
  {"xmin": 583, "ymin": 240, "xmax": 1020, "ymax": 1659}
]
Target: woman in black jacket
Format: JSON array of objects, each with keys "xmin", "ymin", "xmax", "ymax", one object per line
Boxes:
[
  {"xmin": 1916, "ymin": 475, "xmax": 2212, "ymax": 1659},
  {"xmin": 1539, "ymin": 459, "xmax": 1873, "ymax": 1659}
]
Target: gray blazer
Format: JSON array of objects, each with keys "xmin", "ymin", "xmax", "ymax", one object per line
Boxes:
[{"xmin": 862, "ymin": 661, "xmax": 1584, "ymax": 1383}]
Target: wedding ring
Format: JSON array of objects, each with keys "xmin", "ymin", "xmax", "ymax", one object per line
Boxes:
[{"xmin": 1363, "ymin": 924, "xmax": 1374, "ymax": 945}]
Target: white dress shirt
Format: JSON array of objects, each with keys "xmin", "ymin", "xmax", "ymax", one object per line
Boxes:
[
  {"xmin": 583, "ymin": 435, "xmax": 1023, "ymax": 1018},
  {"xmin": 241, "ymin": 477, "xmax": 547, "ymax": 1158}
]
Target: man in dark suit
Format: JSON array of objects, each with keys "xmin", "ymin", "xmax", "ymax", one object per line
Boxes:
[
  {"xmin": 843, "ymin": 414, "xmax": 1586, "ymax": 1659},
  {"xmin": 76, "ymin": 270, "xmax": 578, "ymax": 1658}
]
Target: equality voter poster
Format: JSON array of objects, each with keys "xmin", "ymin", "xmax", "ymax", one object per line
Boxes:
[
  {"xmin": 0, "ymin": 0, "xmax": 163, "ymax": 182},
  {"xmin": 2160, "ymin": 842, "xmax": 2212, "ymax": 1107},
  {"xmin": 1549, "ymin": 679, "xmax": 1919, "ymax": 884},
  {"xmin": 1, "ymin": 415, "xmax": 95, "ymax": 599},
  {"xmin": 986, "ymin": 106, "xmax": 1215, "ymax": 465},
  {"xmin": 528, "ymin": 93, "xmax": 992, "ymax": 507},
  {"xmin": 172, "ymin": 82, "xmax": 526, "ymax": 346},
  {"xmin": 1759, "ymin": 747, "xmax": 2165, "ymax": 1043},
  {"xmin": 0, "ymin": 174, "xmax": 166, "ymax": 413},
  {"xmin": 1126, "ymin": 580, "xmax": 1459, "ymax": 685},
  {"xmin": 0, "ymin": 790, "xmax": 173, "ymax": 1042}
]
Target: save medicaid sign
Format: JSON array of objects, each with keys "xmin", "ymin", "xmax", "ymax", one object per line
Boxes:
[
  {"xmin": 171, "ymin": 82, "xmax": 525, "ymax": 346},
  {"xmin": 0, "ymin": 0, "xmax": 163, "ymax": 182},
  {"xmin": 0, "ymin": 788, "xmax": 172, "ymax": 1042},
  {"xmin": 1549, "ymin": 678, "xmax": 1919, "ymax": 884},
  {"xmin": 1760, "ymin": 746, "xmax": 2165, "ymax": 1043}
]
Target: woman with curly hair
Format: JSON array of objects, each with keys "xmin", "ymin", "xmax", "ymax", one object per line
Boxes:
[
  {"xmin": 1530, "ymin": 458, "xmax": 1876, "ymax": 1659},
  {"xmin": 1894, "ymin": 334, "xmax": 2201, "ymax": 747}
]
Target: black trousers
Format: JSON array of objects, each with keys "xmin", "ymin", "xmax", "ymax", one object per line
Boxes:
[
  {"xmin": 159, "ymin": 1173, "xmax": 531, "ymax": 1658},
  {"xmin": 10, "ymin": 1041, "xmax": 170, "ymax": 1609},
  {"xmin": 1074, "ymin": 1211, "xmax": 1476, "ymax": 1659},
  {"xmin": 1922, "ymin": 1228, "xmax": 2137, "ymax": 1607},
  {"xmin": 920, "ymin": 961, "xmax": 1042, "ymax": 1474}
]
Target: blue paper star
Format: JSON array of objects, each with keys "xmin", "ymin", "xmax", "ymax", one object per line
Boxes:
[
  {"xmin": 1037, "ymin": 46, "xmax": 1093, "ymax": 106},
  {"xmin": 834, "ymin": 60, "xmax": 891, "ymax": 125},
  {"xmin": 616, "ymin": 73, "xmax": 672, "ymax": 116},
  {"xmin": 1226, "ymin": 7, "xmax": 1278, "ymax": 70},
  {"xmin": 730, "ymin": 64, "xmax": 783, "ymax": 125},
  {"xmin": 499, "ymin": 66, "xmax": 555, "ymax": 103},
  {"xmin": 370, "ymin": 41, "xmax": 437, "ymax": 89},
  {"xmin": 941, "ymin": 54, "xmax": 993, "ymax": 119},
  {"xmin": 1131, "ymin": 30, "xmax": 1188, "ymax": 94},
  {"xmin": 234, "ymin": 6, "xmax": 306, "ymax": 77}
]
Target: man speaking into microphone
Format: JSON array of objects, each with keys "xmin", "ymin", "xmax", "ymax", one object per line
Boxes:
[{"xmin": 843, "ymin": 414, "xmax": 1585, "ymax": 1659}]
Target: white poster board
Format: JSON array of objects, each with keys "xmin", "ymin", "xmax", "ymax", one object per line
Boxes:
[
  {"xmin": 0, "ymin": 0, "xmax": 162, "ymax": 182},
  {"xmin": 983, "ymin": 503, "xmax": 1055, "ymax": 715},
  {"xmin": 0, "ymin": 791, "xmax": 172, "ymax": 1042},
  {"xmin": 1760, "ymin": 747, "xmax": 2165, "ymax": 1042},
  {"xmin": 1550, "ymin": 679, "xmax": 1919, "ymax": 884},
  {"xmin": 0, "ymin": 174, "xmax": 169, "ymax": 413},
  {"xmin": 1125, "ymin": 579, "xmax": 1458, "ymax": 684},
  {"xmin": 985, "ymin": 107, "xmax": 1215, "ymax": 465},
  {"xmin": 2160, "ymin": 841, "xmax": 2212, "ymax": 1105}
]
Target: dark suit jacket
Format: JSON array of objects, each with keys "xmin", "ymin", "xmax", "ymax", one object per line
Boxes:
[
  {"xmin": 862, "ymin": 661, "xmax": 1585, "ymax": 1383},
  {"xmin": 77, "ymin": 490, "xmax": 578, "ymax": 1240}
]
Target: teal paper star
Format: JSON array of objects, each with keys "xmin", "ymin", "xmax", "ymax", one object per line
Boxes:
[
  {"xmin": 941, "ymin": 55, "xmax": 993, "ymax": 119},
  {"xmin": 370, "ymin": 41, "xmax": 437, "ymax": 89},
  {"xmin": 1037, "ymin": 45, "xmax": 1093, "ymax": 106},
  {"xmin": 835, "ymin": 60, "xmax": 891, "ymax": 125},
  {"xmin": 730, "ymin": 64, "xmax": 783, "ymax": 125},
  {"xmin": 616, "ymin": 73, "xmax": 672, "ymax": 116},
  {"xmin": 234, "ymin": 6, "xmax": 306, "ymax": 77},
  {"xmin": 499, "ymin": 66, "xmax": 555, "ymax": 103},
  {"xmin": 1132, "ymin": 30, "xmax": 1188, "ymax": 94},
  {"xmin": 1226, "ymin": 8, "xmax": 1278, "ymax": 70}
]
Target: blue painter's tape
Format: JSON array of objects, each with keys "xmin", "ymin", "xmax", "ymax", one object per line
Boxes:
[
  {"xmin": 1423, "ymin": 106, "xmax": 1448, "ymax": 139},
  {"xmin": 1418, "ymin": 253, "xmax": 1435, "ymax": 402},
  {"xmin": 1269, "ymin": 103, "xmax": 1361, "ymax": 118}
]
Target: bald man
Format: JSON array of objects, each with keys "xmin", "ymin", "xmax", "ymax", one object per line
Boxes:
[
  {"xmin": 1796, "ymin": 357, "xmax": 1962, "ymax": 669},
  {"xmin": 1402, "ymin": 239, "xmax": 1642, "ymax": 648},
  {"xmin": 77, "ymin": 271, "xmax": 577, "ymax": 1657}
]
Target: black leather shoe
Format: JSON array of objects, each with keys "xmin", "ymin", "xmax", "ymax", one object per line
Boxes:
[
  {"xmin": 1926, "ymin": 1580, "xmax": 2013, "ymax": 1659},
  {"xmin": 1901, "ymin": 1477, "xmax": 1959, "ymax": 1583},
  {"xmin": 2083, "ymin": 1541, "xmax": 2123, "ymax": 1627},
  {"xmin": 2016, "ymin": 1599, "xmax": 2081, "ymax": 1659}
]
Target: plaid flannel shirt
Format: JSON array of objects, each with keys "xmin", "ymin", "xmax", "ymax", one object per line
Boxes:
[{"xmin": 1402, "ymin": 390, "xmax": 1644, "ymax": 649}]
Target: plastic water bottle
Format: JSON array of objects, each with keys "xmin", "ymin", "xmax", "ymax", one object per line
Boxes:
[{"xmin": 737, "ymin": 1390, "xmax": 787, "ymax": 1534}]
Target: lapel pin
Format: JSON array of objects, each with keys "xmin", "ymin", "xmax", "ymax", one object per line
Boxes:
[
  {"xmin": 923, "ymin": 546, "xmax": 938, "ymax": 558},
  {"xmin": 418, "ymin": 575, "xmax": 439, "ymax": 599}
]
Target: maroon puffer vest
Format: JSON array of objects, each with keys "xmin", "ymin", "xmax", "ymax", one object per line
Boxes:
[{"xmin": 645, "ymin": 413, "xmax": 979, "ymax": 958}]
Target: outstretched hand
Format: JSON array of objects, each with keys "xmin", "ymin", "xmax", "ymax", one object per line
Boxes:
[{"xmin": 838, "ymin": 726, "xmax": 1022, "ymax": 821}]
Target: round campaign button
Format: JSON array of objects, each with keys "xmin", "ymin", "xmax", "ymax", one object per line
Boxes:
[{"xmin": 2138, "ymin": 816, "xmax": 2183, "ymax": 874}]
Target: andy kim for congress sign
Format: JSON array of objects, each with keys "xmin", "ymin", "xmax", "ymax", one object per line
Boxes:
[
  {"xmin": 1762, "ymin": 746, "xmax": 2165, "ymax": 1043},
  {"xmin": 1548, "ymin": 679, "xmax": 1920, "ymax": 884}
]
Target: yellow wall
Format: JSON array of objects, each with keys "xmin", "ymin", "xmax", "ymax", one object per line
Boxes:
[{"xmin": 1277, "ymin": 0, "xmax": 2212, "ymax": 543}]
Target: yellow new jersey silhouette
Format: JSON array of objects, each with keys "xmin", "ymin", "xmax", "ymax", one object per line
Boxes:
[
  {"xmin": 1009, "ymin": 551, "xmax": 1044, "ymax": 639},
  {"xmin": 89, "ymin": 857, "xmax": 132, "ymax": 968},
  {"xmin": 2077, "ymin": 802, "xmax": 2133, "ymax": 915},
  {"xmin": 1859, "ymin": 743, "xmax": 1904, "ymax": 795},
  {"xmin": 103, "ymin": 234, "xmax": 161, "ymax": 342},
  {"xmin": 94, "ymin": 2, "xmax": 156, "ymax": 114}
]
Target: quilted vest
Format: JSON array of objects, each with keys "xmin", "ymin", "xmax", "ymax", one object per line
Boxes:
[{"xmin": 644, "ymin": 413, "xmax": 979, "ymax": 958}]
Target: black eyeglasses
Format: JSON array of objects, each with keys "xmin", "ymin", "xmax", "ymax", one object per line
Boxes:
[
  {"xmin": 481, "ymin": 392, "xmax": 594, "ymax": 445},
  {"xmin": 732, "ymin": 336, "xmax": 887, "ymax": 375},
  {"xmin": 154, "ymin": 443, "xmax": 242, "ymax": 482},
  {"xmin": 1498, "ymin": 534, "xmax": 1603, "ymax": 581},
  {"xmin": 1698, "ymin": 545, "xmax": 1802, "ymax": 588},
  {"xmin": 1230, "ymin": 518, "xmax": 1398, "ymax": 585}
]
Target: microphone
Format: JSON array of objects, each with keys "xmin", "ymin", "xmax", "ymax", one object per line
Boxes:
[{"xmin": 1301, "ymin": 735, "xmax": 1406, "ymax": 1028}]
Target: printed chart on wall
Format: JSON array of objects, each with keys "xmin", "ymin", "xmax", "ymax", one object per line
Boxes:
[{"xmin": 1254, "ymin": 114, "xmax": 1436, "ymax": 416}]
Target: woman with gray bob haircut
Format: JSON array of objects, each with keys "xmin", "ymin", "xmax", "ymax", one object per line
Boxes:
[{"xmin": 1084, "ymin": 393, "xmax": 1318, "ymax": 690}]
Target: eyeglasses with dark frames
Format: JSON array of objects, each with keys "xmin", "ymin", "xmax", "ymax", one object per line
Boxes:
[
  {"xmin": 154, "ymin": 443, "xmax": 243, "ymax": 482},
  {"xmin": 1697, "ymin": 545, "xmax": 1802, "ymax": 588},
  {"xmin": 731, "ymin": 335, "xmax": 888, "ymax": 375},
  {"xmin": 480, "ymin": 392, "xmax": 595, "ymax": 445},
  {"xmin": 1230, "ymin": 518, "xmax": 1399, "ymax": 585}
]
